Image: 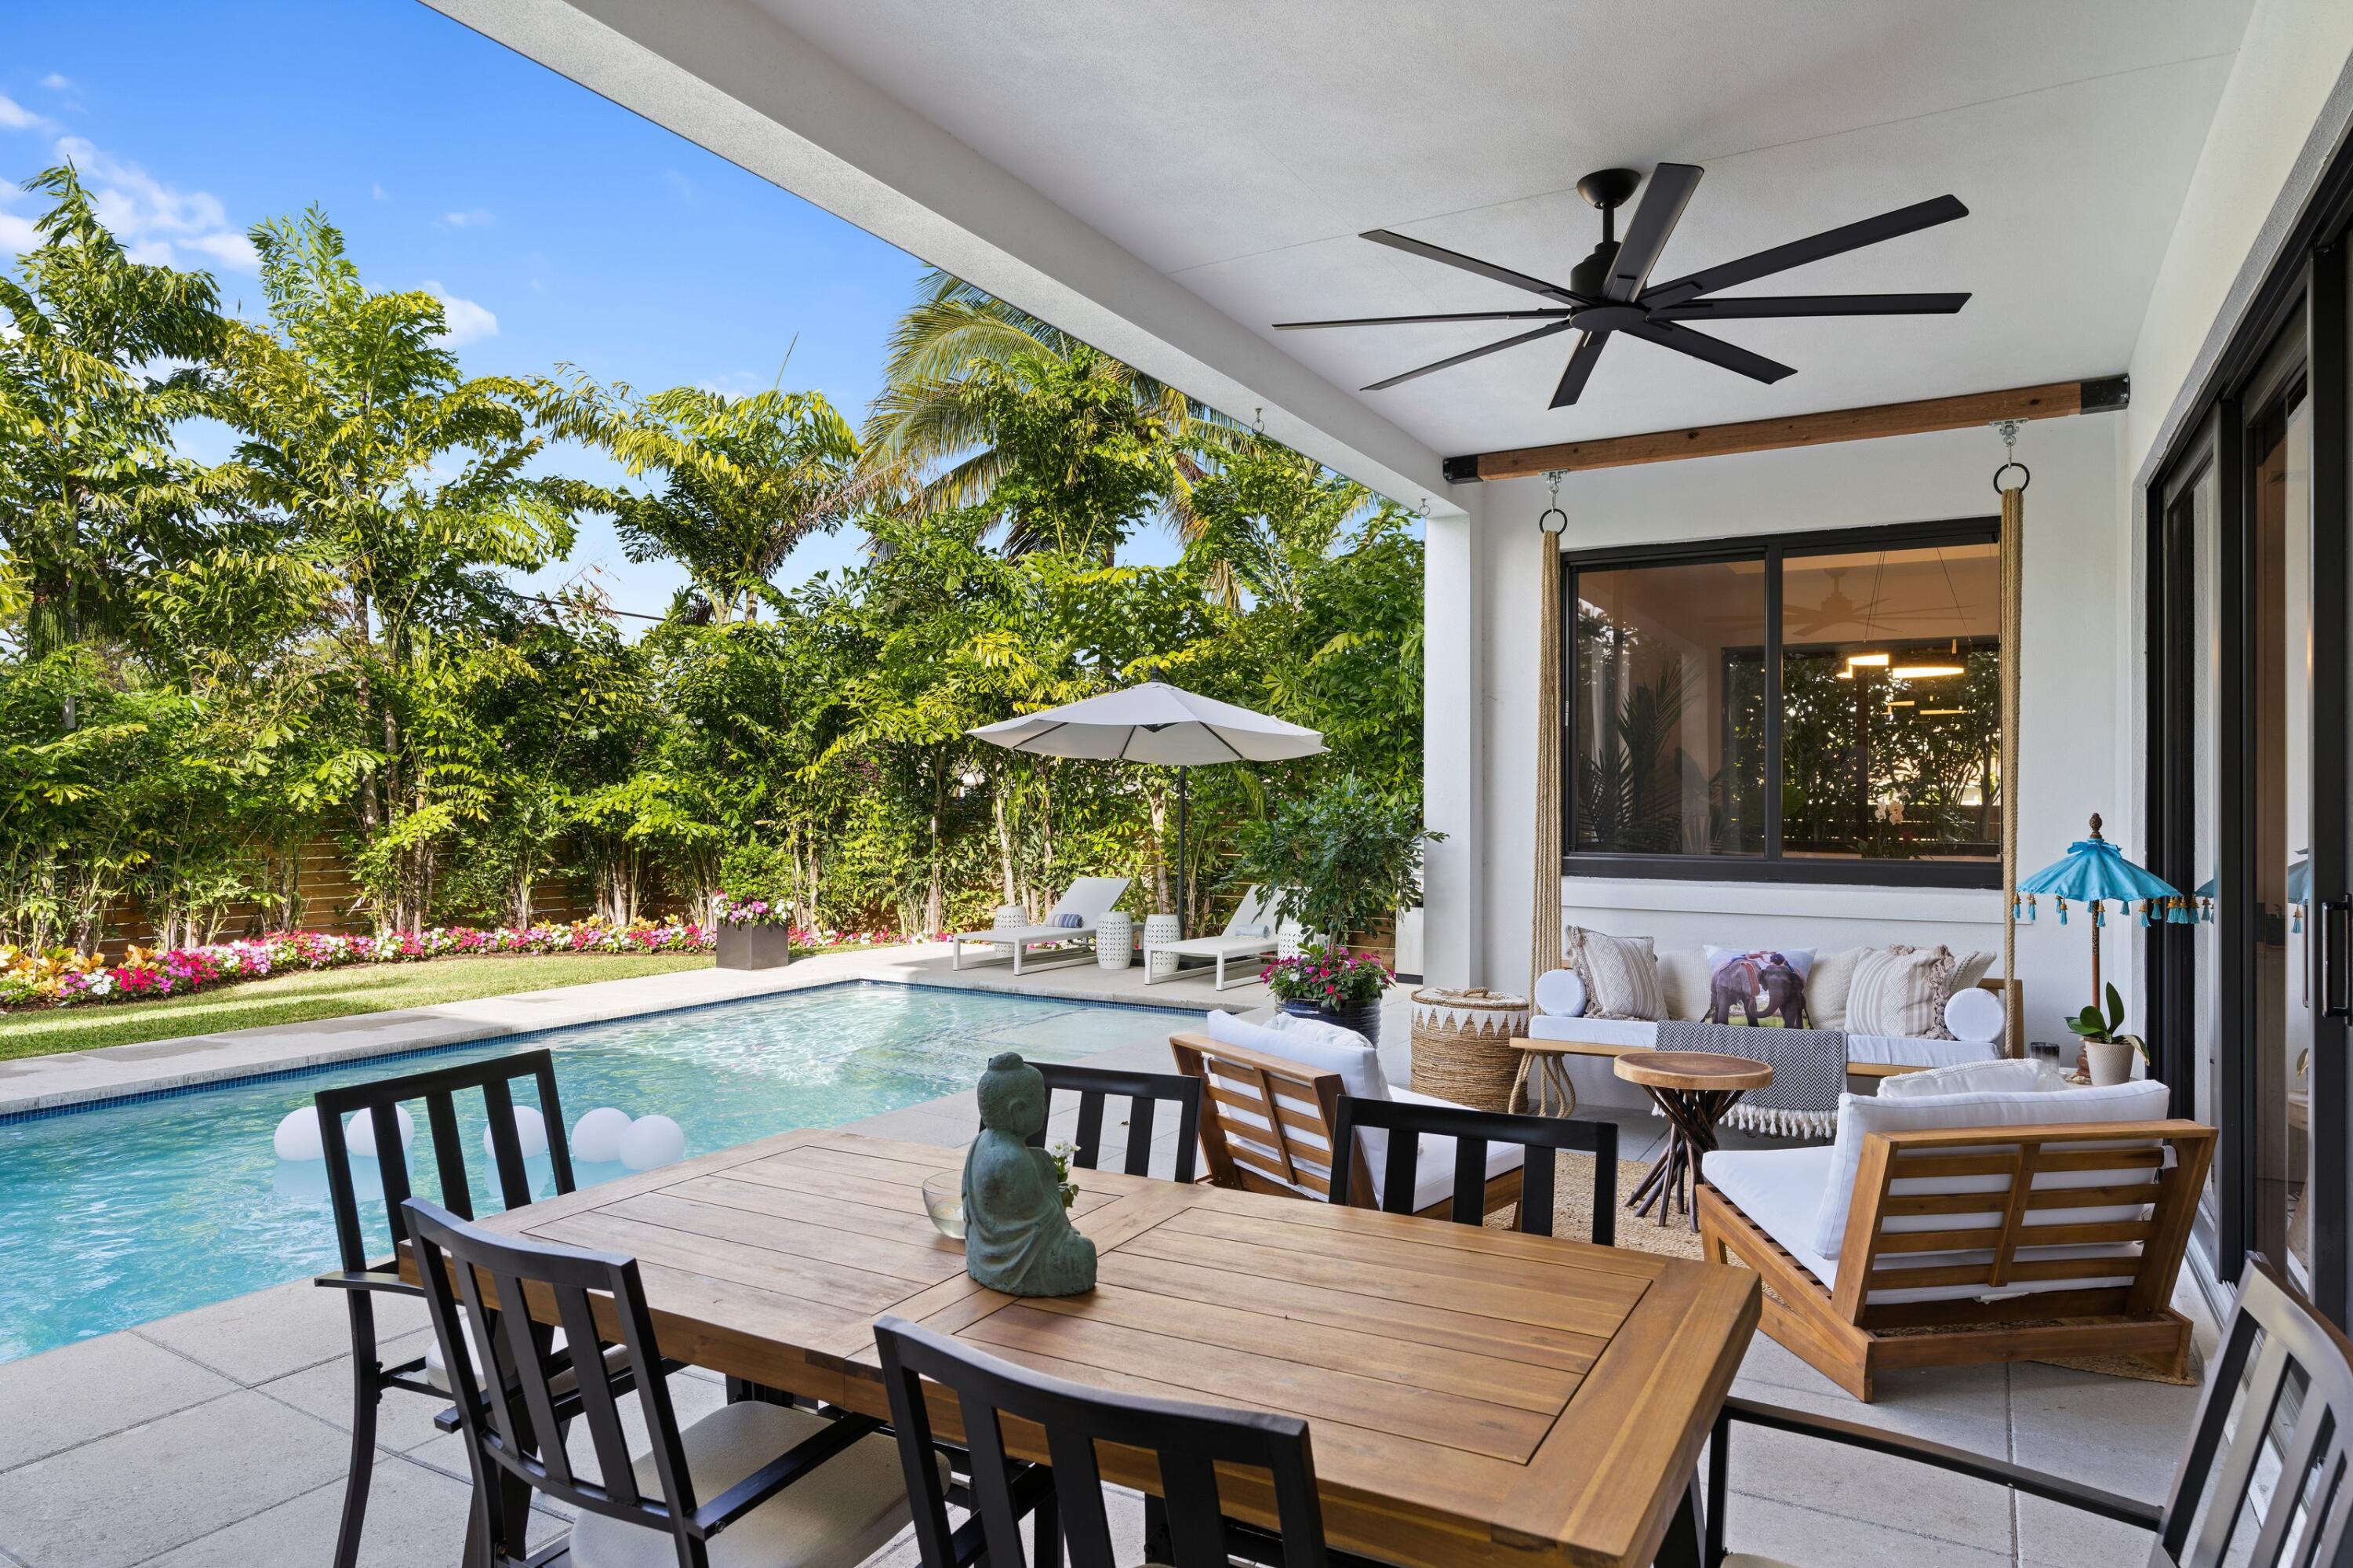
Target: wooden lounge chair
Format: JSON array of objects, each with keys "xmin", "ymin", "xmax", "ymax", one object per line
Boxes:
[
  {"xmin": 1169, "ymin": 1028, "xmax": 1522, "ymax": 1217},
  {"xmin": 948, "ymin": 875, "xmax": 1129, "ymax": 974},
  {"xmin": 1697, "ymin": 1082, "xmax": 2214, "ymax": 1401}
]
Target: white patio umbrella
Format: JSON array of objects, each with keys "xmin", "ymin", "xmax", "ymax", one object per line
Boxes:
[{"xmin": 969, "ymin": 680, "xmax": 1324, "ymax": 937}]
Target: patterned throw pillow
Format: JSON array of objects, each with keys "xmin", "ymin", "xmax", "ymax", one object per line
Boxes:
[
  {"xmin": 1846, "ymin": 944, "xmax": 1960, "ymax": 1039},
  {"xmin": 1806, "ymin": 946, "xmax": 1865, "ymax": 1029},
  {"xmin": 1701, "ymin": 945, "xmax": 1816, "ymax": 1028},
  {"xmin": 1564, "ymin": 926, "xmax": 1664, "ymax": 1021}
]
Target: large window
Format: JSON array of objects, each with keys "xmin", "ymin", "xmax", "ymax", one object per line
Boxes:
[{"xmin": 1565, "ymin": 518, "xmax": 2002, "ymax": 886}]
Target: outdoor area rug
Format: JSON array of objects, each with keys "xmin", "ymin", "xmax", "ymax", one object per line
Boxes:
[{"xmin": 1490, "ymin": 1151, "xmax": 2204, "ymax": 1388}]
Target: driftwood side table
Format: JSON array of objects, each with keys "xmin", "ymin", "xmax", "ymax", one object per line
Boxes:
[{"xmin": 1614, "ymin": 1050, "xmax": 1772, "ymax": 1230}]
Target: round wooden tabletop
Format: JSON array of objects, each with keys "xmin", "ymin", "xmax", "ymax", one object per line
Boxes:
[{"xmin": 1613, "ymin": 1050, "xmax": 1773, "ymax": 1092}]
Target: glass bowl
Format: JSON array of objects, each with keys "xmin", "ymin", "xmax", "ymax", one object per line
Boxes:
[{"xmin": 921, "ymin": 1171, "xmax": 966, "ymax": 1240}]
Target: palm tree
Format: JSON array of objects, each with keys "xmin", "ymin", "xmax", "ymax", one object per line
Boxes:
[
  {"xmin": 860, "ymin": 270, "xmax": 1235, "ymax": 557},
  {"xmin": 537, "ymin": 373, "xmax": 889, "ymax": 623}
]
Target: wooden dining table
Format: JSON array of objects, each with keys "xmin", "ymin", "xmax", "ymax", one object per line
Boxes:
[{"xmin": 405, "ymin": 1127, "xmax": 1760, "ymax": 1568}]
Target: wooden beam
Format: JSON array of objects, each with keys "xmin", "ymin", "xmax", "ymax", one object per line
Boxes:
[{"xmin": 1442, "ymin": 375, "xmax": 2129, "ymax": 482}]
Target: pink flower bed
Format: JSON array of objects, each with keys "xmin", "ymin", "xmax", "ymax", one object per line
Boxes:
[{"xmin": 1, "ymin": 919, "xmax": 717, "ymax": 1011}]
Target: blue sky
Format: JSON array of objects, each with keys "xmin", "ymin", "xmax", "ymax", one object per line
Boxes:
[{"xmin": 2, "ymin": 0, "xmax": 1193, "ymax": 618}]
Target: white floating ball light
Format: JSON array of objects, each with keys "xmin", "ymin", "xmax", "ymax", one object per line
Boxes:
[
  {"xmin": 571, "ymin": 1107, "xmax": 632, "ymax": 1165},
  {"xmin": 273, "ymin": 1107, "xmax": 325, "ymax": 1162},
  {"xmin": 483, "ymin": 1104, "xmax": 550, "ymax": 1162},
  {"xmin": 344, "ymin": 1104, "xmax": 416, "ymax": 1159},
  {"xmin": 618, "ymin": 1114, "xmax": 686, "ymax": 1172}
]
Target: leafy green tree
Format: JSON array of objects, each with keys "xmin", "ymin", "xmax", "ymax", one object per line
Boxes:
[
  {"xmin": 862, "ymin": 270, "xmax": 1231, "ymax": 555},
  {"xmin": 206, "ymin": 208, "xmax": 578, "ymax": 930},
  {"xmin": 535, "ymin": 375, "xmax": 885, "ymax": 623},
  {"xmin": 0, "ymin": 166, "xmax": 224, "ymax": 698}
]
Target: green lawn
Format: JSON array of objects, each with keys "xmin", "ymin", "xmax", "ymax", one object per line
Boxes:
[{"xmin": 0, "ymin": 952, "xmax": 717, "ymax": 1060}]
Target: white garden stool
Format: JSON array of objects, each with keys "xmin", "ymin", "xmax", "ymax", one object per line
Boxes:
[
  {"xmin": 991, "ymin": 904, "xmax": 1024, "ymax": 958},
  {"xmin": 1142, "ymin": 914, "xmax": 1181, "ymax": 981},
  {"xmin": 1096, "ymin": 910, "xmax": 1133, "ymax": 970}
]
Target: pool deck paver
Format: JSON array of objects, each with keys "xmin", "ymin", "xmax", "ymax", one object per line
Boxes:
[{"xmin": 0, "ymin": 979, "xmax": 2215, "ymax": 1566}]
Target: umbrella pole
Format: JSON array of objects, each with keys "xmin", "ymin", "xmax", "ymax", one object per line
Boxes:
[
  {"xmin": 2090, "ymin": 905, "xmax": 2101, "ymax": 1010},
  {"xmin": 1176, "ymin": 766, "xmax": 1188, "ymax": 940}
]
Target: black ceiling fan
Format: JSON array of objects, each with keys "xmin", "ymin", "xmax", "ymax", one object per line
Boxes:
[{"xmin": 1273, "ymin": 164, "xmax": 1969, "ymax": 407}]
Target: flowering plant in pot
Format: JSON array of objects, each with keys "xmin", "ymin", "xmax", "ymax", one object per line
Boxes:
[
  {"xmin": 1262, "ymin": 942, "xmax": 1392, "ymax": 1042},
  {"xmin": 712, "ymin": 895, "xmax": 794, "ymax": 970},
  {"xmin": 2064, "ymin": 983, "xmax": 2148, "ymax": 1086}
]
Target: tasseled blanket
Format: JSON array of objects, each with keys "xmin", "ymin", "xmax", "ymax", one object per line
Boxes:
[{"xmin": 1651, "ymin": 1019, "xmax": 1845, "ymax": 1140}]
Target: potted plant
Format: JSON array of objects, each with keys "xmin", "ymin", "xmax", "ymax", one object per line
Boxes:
[
  {"xmin": 713, "ymin": 895, "xmax": 794, "ymax": 970},
  {"xmin": 1231, "ymin": 774, "xmax": 1439, "ymax": 955},
  {"xmin": 2065, "ymin": 983, "xmax": 2146, "ymax": 1086},
  {"xmin": 1263, "ymin": 941, "xmax": 1392, "ymax": 1042}
]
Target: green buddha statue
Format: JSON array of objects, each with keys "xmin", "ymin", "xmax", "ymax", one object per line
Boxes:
[{"xmin": 962, "ymin": 1053, "xmax": 1096, "ymax": 1297}]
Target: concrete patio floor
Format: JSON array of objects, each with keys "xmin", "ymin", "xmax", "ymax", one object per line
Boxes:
[{"xmin": 0, "ymin": 977, "xmax": 2213, "ymax": 1567}]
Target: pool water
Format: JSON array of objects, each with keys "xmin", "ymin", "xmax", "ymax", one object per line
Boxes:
[{"xmin": 0, "ymin": 983, "xmax": 1190, "ymax": 1363}]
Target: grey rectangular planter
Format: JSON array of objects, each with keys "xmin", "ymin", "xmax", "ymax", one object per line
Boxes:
[{"xmin": 717, "ymin": 924, "xmax": 794, "ymax": 970}]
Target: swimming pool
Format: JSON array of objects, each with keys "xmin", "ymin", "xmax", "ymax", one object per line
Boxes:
[{"xmin": 0, "ymin": 982, "xmax": 1191, "ymax": 1363}]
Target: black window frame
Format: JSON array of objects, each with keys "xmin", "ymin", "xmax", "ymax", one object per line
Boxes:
[{"xmin": 1560, "ymin": 514, "xmax": 2004, "ymax": 889}]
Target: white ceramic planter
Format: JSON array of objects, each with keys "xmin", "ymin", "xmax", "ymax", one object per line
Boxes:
[
  {"xmin": 1096, "ymin": 910, "xmax": 1133, "ymax": 970},
  {"xmin": 1143, "ymin": 914, "xmax": 1181, "ymax": 980},
  {"xmin": 2083, "ymin": 1039, "xmax": 2137, "ymax": 1087}
]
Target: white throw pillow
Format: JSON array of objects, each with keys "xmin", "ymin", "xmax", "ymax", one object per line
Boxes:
[
  {"xmin": 1875, "ymin": 1057, "xmax": 2046, "ymax": 1101},
  {"xmin": 1533, "ymin": 968, "xmax": 1587, "ymax": 1017},
  {"xmin": 1206, "ymin": 1010, "xmax": 1390, "ymax": 1101},
  {"xmin": 1565, "ymin": 926, "xmax": 1665, "ymax": 1020},
  {"xmin": 1952, "ymin": 950, "xmax": 1998, "ymax": 991},
  {"xmin": 1846, "ymin": 944, "xmax": 1960, "ymax": 1039},
  {"xmin": 1656, "ymin": 948, "xmax": 1714, "ymax": 1021},
  {"xmin": 1810, "ymin": 1078, "xmax": 2173, "ymax": 1256},
  {"xmin": 1806, "ymin": 946, "xmax": 1866, "ymax": 1029}
]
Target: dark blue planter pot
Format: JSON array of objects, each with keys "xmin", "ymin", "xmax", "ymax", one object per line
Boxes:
[{"xmin": 1282, "ymin": 996, "xmax": 1382, "ymax": 1046}]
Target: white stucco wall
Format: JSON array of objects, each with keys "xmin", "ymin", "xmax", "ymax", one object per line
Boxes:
[
  {"xmin": 2125, "ymin": 0, "xmax": 2353, "ymax": 481},
  {"xmin": 1462, "ymin": 415, "xmax": 2128, "ymax": 1104}
]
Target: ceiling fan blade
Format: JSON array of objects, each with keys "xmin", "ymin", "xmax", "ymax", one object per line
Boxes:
[
  {"xmin": 1358, "ymin": 229, "xmax": 1581, "ymax": 302},
  {"xmin": 1361, "ymin": 318, "xmax": 1580, "ymax": 391},
  {"xmin": 1607, "ymin": 162, "xmax": 1704, "ymax": 301},
  {"xmin": 1620, "ymin": 317, "xmax": 1796, "ymax": 384},
  {"xmin": 1273, "ymin": 308, "xmax": 1574, "ymax": 329},
  {"xmin": 1548, "ymin": 330, "xmax": 1611, "ymax": 408},
  {"xmin": 1649, "ymin": 291, "xmax": 1970, "ymax": 320},
  {"xmin": 1640, "ymin": 195, "xmax": 1969, "ymax": 305}
]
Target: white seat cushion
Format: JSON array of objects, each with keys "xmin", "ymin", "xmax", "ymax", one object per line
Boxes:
[
  {"xmin": 1875, "ymin": 1057, "xmax": 2046, "ymax": 1101},
  {"xmin": 1526, "ymin": 1015, "xmax": 1657, "ymax": 1046},
  {"xmin": 1387, "ymin": 1087, "xmax": 1526, "ymax": 1211},
  {"xmin": 569, "ymin": 1402, "xmax": 914, "ymax": 1568},
  {"xmin": 1842, "ymin": 1033, "xmax": 2001, "ymax": 1068},
  {"xmin": 1707, "ymin": 1144, "xmax": 2143, "ymax": 1306},
  {"xmin": 1812, "ymin": 1079, "xmax": 2172, "ymax": 1254}
]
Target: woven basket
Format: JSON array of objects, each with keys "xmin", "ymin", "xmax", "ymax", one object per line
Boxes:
[{"xmin": 1408, "ymin": 987, "xmax": 1530, "ymax": 1111}]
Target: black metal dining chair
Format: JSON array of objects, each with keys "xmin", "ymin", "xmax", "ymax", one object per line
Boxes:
[
  {"xmin": 874, "ymin": 1313, "xmax": 1329, "ymax": 1568},
  {"xmin": 1704, "ymin": 1257, "xmax": 2353, "ymax": 1567},
  {"xmin": 1327, "ymin": 1093, "xmax": 1620, "ymax": 1242},
  {"xmin": 1027, "ymin": 1061, "xmax": 1203, "ymax": 1184},
  {"xmin": 311, "ymin": 1050, "xmax": 588, "ymax": 1568},
  {"xmin": 406, "ymin": 1199, "xmax": 913, "ymax": 1568}
]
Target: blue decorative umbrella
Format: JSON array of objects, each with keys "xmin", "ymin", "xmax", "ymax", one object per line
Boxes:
[{"xmin": 2013, "ymin": 813, "xmax": 2189, "ymax": 1009}]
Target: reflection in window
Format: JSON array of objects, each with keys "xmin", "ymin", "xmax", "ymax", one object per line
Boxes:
[
  {"xmin": 1780, "ymin": 544, "xmax": 2001, "ymax": 863},
  {"xmin": 1571, "ymin": 558, "xmax": 1765, "ymax": 857},
  {"xmin": 1562, "ymin": 526, "xmax": 2002, "ymax": 878}
]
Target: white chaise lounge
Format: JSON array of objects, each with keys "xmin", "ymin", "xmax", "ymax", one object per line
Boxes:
[
  {"xmin": 949, "ymin": 876, "xmax": 1130, "ymax": 975},
  {"xmin": 1144, "ymin": 885, "xmax": 1292, "ymax": 990}
]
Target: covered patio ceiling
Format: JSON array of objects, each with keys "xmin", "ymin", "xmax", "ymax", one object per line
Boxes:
[{"xmin": 435, "ymin": 0, "xmax": 2249, "ymax": 489}]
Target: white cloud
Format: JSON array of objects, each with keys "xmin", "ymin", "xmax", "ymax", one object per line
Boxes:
[
  {"xmin": 0, "ymin": 209, "xmax": 36, "ymax": 255},
  {"xmin": 371, "ymin": 181, "xmax": 390, "ymax": 202},
  {"xmin": 45, "ymin": 137, "xmax": 257, "ymax": 271},
  {"xmin": 39, "ymin": 73, "xmax": 71, "ymax": 91},
  {"xmin": 423, "ymin": 282, "xmax": 498, "ymax": 347},
  {"xmin": 438, "ymin": 207, "xmax": 493, "ymax": 228},
  {"xmin": 0, "ymin": 93, "xmax": 55, "ymax": 132}
]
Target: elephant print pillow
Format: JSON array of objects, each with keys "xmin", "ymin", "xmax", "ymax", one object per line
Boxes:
[{"xmin": 1703, "ymin": 945, "xmax": 1816, "ymax": 1028}]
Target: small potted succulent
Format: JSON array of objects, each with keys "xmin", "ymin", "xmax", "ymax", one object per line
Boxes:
[
  {"xmin": 713, "ymin": 895, "xmax": 794, "ymax": 970},
  {"xmin": 2065, "ymin": 983, "xmax": 2146, "ymax": 1086},
  {"xmin": 1263, "ymin": 940, "xmax": 1392, "ymax": 1043}
]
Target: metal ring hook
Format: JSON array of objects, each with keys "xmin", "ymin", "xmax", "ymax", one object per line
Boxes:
[
  {"xmin": 1991, "ymin": 418, "xmax": 2031, "ymax": 493},
  {"xmin": 1539, "ymin": 470, "xmax": 1568, "ymax": 536}
]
